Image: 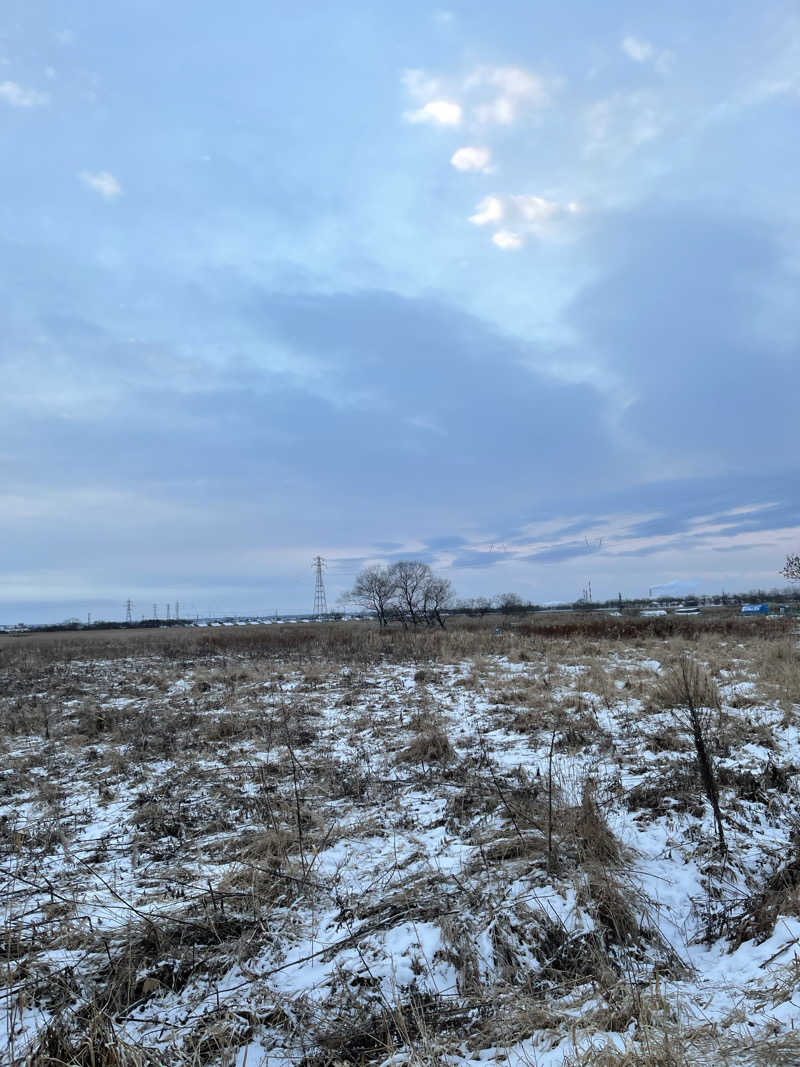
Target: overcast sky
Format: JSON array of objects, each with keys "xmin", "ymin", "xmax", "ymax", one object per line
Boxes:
[{"xmin": 2, "ymin": 1, "xmax": 799, "ymax": 622}]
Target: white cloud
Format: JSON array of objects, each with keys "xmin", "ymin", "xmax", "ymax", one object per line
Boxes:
[
  {"xmin": 470, "ymin": 193, "xmax": 582, "ymax": 247},
  {"xmin": 513, "ymin": 195, "xmax": 560, "ymax": 223},
  {"xmin": 474, "ymin": 96, "xmax": 515, "ymax": 125},
  {"xmin": 621, "ymin": 35, "xmax": 674, "ymax": 73},
  {"xmin": 492, "ymin": 230, "xmax": 523, "ymax": 250},
  {"xmin": 80, "ymin": 170, "xmax": 123, "ymax": 200},
  {"xmin": 0, "ymin": 80, "xmax": 49, "ymax": 108},
  {"xmin": 466, "ymin": 66, "xmax": 547, "ymax": 99},
  {"xmin": 466, "ymin": 65, "xmax": 552, "ymax": 125},
  {"xmin": 450, "ymin": 145, "xmax": 493, "ymax": 172},
  {"xmin": 621, "ymin": 35, "xmax": 653, "ymax": 63},
  {"xmin": 402, "ymin": 62, "xmax": 554, "ymax": 137},
  {"xmin": 469, "ymin": 195, "xmax": 504, "ymax": 226},
  {"xmin": 404, "ymin": 99, "xmax": 462, "ymax": 126}
]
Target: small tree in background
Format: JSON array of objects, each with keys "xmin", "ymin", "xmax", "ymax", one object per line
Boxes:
[
  {"xmin": 421, "ymin": 575, "xmax": 453, "ymax": 628},
  {"xmin": 346, "ymin": 561, "xmax": 454, "ymax": 628},
  {"xmin": 495, "ymin": 592, "xmax": 525, "ymax": 614},
  {"xmin": 348, "ymin": 565, "xmax": 397, "ymax": 627},
  {"xmin": 782, "ymin": 554, "xmax": 800, "ymax": 582},
  {"xmin": 390, "ymin": 560, "xmax": 430, "ymax": 628}
]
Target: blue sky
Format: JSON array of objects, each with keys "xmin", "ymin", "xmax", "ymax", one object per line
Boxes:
[{"xmin": 2, "ymin": 1, "xmax": 799, "ymax": 622}]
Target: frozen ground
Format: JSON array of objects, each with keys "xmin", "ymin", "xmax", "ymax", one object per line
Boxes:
[{"xmin": 2, "ymin": 621, "xmax": 800, "ymax": 1065}]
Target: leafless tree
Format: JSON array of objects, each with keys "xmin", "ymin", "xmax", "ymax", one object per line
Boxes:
[
  {"xmin": 389, "ymin": 560, "xmax": 431, "ymax": 628},
  {"xmin": 494, "ymin": 592, "xmax": 525, "ymax": 614},
  {"xmin": 782, "ymin": 554, "xmax": 800, "ymax": 581},
  {"xmin": 347, "ymin": 565, "xmax": 397, "ymax": 627},
  {"xmin": 421, "ymin": 575, "xmax": 453, "ymax": 628}
]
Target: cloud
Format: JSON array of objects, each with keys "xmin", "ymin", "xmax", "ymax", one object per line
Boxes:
[
  {"xmin": 492, "ymin": 230, "xmax": 523, "ymax": 250},
  {"xmin": 650, "ymin": 579, "xmax": 700, "ymax": 596},
  {"xmin": 402, "ymin": 64, "xmax": 553, "ymax": 133},
  {"xmin": 0, "ymin": 81, "xmax": 49, "ymax": 108},
  {"xmin": 474, "ymin": 97, "xmax": 516, "ymax": 125},
  {"xmin": 404, "ymin": 99, "xmax": 462, "ymax": 126},
  {"xmin": 466, "ymin": 65, "xmax": 553, "ymax": 125},
  {"xmin": 621, "ymin": 36, "xmax": 654, "ymax": 63},
  {"xmin": 585, "ymin": 92, "xmax": 665, "ymax": 156},
  {"xmin": 566, "ymin": 205, "xmax": 800, "ymax": 470},
  {"xmin": 450, "ymin": 548, "xmax": 515, "ymax": 568},
  {"xmin": 469, "ymin": 194, "xmax": 581, "ymax": 248},
  {"xmin": 79, "ymin": 171, "xmax": 123, "ymax": 200},
  {"xmin": 514, "ymin": 195, "xmax": 561, "ymax": 224},
  {"xmin": 621, "ymin": 35, "xmax": 674, "ymax": 73},
  {"xmin": 524, "ymin": 539, "xmax": 601, "ymax": 563},
  {"xmin": 465, "ymin": 65, "xmax": 549, "ymax": 100},
  {"xmin": 469, "ymin": 195, "xmax": 504, "ymax": 226},
  {"xmin": 450, "ymin": 145, "xmax": 493, "ymax": 172}
]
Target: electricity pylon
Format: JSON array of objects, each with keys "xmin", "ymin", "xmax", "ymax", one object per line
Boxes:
[{"xmin": 313, "ymin": 556, "xmax": 328, "ymax": 617}]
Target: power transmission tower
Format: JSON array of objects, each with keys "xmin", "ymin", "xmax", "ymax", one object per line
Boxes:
[
  {"xmin": 312, "ymin": 556, "xmax": 328, "ymax": 617},
  {"xmin": 153, "ymin": 604, "xmax": 158, "ymax": 620},
  {"xmin": 125, "ymin": 599, "xmax": 133, "ymax": 624},
  {"xmin": 166, "ymin": 603, "xmax": 170, "ymax": 621},
  {"xmin": 175, "ymin": 601, "xmax": 179, "ymax": 621}
]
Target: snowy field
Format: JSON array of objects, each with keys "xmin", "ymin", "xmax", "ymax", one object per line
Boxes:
[{"xmin": 2, "ymin": 618, "xmax": 800, "ymax": 1065}]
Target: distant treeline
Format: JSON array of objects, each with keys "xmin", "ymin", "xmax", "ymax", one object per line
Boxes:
[
  {"xmin": 8, "ymin": 586, "xmax": 799, "ymax": 636},
  {"xmin": 23, "ymin": 619, "xmax": 190, "ymax": 635},
  {"xmin": 452, "ymin": 588, "xmax": 800, "ymax": 616}
]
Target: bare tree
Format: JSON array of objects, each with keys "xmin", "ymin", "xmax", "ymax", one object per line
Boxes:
[
  {"xmin": 495, "ymin": 592, "xmax": 525, "ymax": 614},
  {"xmin": 347, "ymin": 565, "xmax": 397, "ymax": 627},
  {"xmin": 782, "ymin": 554, "xmax": 800, "ymax": 581},
  {"xmin": 421, "ymin": 575, "xmax": 453, "ymax": 628},
  {"xmin": 389, "ymin": 560, "xmax": 431, "ymax": 628},
  {"xmin": 347, "ymin": 560, "xmax": 455, "ymax": 629}
]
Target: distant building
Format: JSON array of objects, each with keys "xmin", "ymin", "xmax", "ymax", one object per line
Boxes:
[{"xmin": 741, "ymin": 604, "xmax": 769, "ymax": 615}]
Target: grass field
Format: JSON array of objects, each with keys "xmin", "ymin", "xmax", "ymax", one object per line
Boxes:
[{"xmin": 2, "ymin": 615, "xmax": 800, "ymax": 1065}]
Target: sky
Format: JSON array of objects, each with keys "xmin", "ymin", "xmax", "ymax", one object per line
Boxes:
[{"xmin": 2, "ymin": 1, "xmax": 799, "ymax": 623}]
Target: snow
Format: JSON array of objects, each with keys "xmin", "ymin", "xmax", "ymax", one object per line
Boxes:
[{"xmin": 2, "ymin": 630, "xmax": 800, "ymax": 1064}]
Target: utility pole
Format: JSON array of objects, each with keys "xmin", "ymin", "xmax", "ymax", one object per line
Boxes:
[
  {"xmin": 125, "ymin": 599, "xmax": 133, "ymax": 624},
  {"xmin": 312, "ymin": 556, "xmax": 328, "ymax": 617},
  {"xmin": 175, "ymin": 601, "xmax": 179, "ymax": 621},
  {"xmin": 166, "ymin": 603, "xmax": 170, "ymax": 621}
]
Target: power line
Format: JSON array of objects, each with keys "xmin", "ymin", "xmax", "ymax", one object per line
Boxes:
[{"xmin": 312, "ymin": 556, "xmax": 328, "ymax": 617}]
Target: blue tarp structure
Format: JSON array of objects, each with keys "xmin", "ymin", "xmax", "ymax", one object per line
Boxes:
[{"xmin": 741, "ymin": 604, "xmax": 769, "ymax": 615}]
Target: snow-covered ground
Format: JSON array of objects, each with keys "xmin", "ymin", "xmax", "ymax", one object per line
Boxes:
[{"xmin": 2, "ymin": 624, "xmax": 800, "ymax": 1065}]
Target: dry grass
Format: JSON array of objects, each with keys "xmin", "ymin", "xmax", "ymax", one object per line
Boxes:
[{"xmin": 2, "ymin": 615, "xmax": 800, "ymax": 1066}]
